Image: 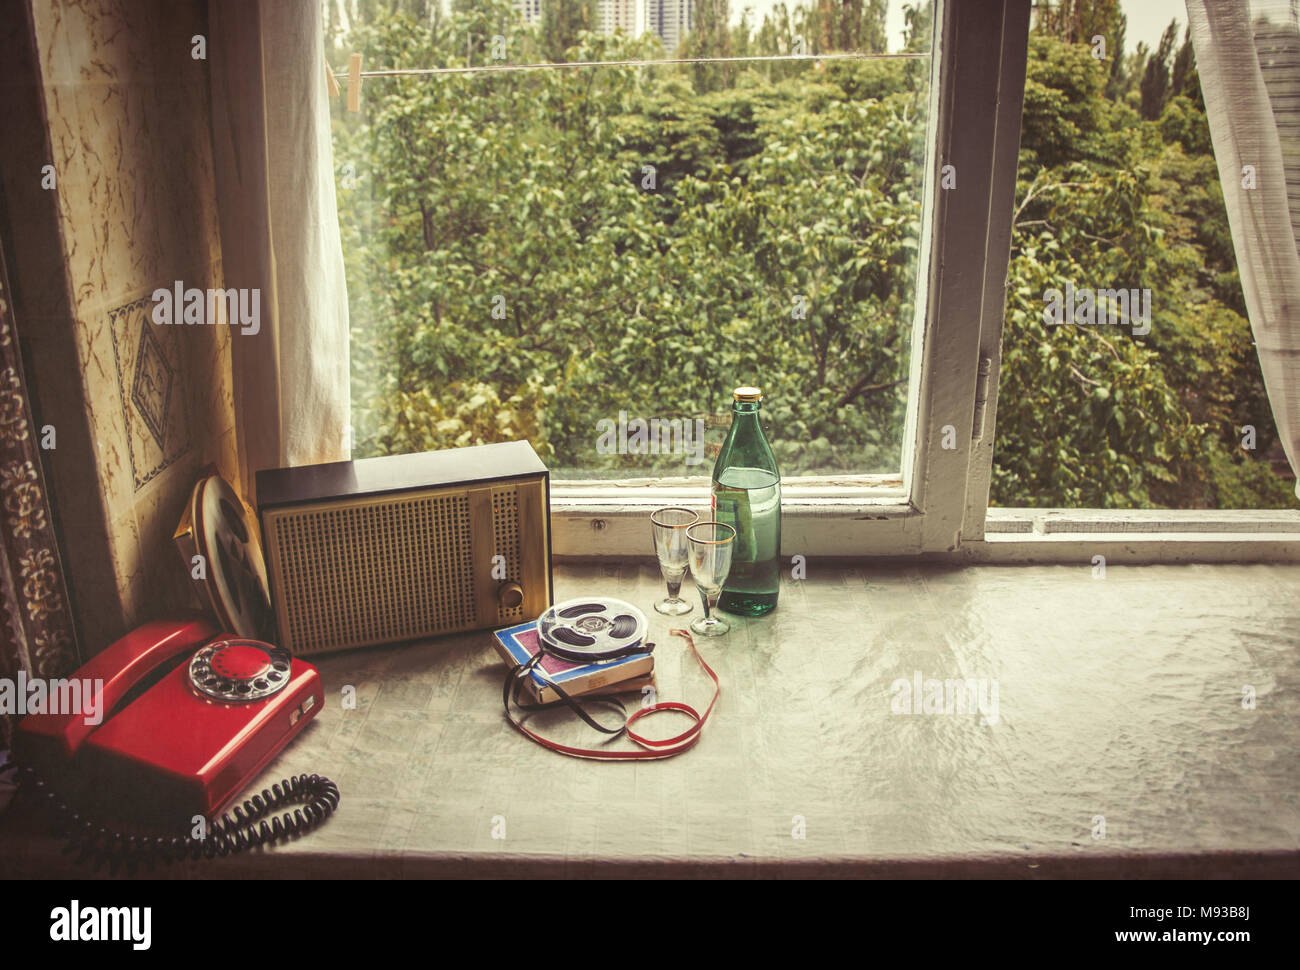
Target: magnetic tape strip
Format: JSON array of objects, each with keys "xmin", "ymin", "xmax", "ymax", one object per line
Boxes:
[{"xmin": 503, "ymin": 597, "xmax": 720, "ymax": 760}]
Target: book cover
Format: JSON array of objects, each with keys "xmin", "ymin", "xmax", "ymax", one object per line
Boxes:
[{"xmin": 492, "ymin": 620, "xmax": 655, "ymax": 704}]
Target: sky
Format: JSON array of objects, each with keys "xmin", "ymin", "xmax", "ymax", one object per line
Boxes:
[
  {"xmin": 1114, "ymin": 0, "xmax": 1192, "ymax": 53},
  {"xmin": 724, "ymin": 0, "xmax": 1191, "ymax": 54}
]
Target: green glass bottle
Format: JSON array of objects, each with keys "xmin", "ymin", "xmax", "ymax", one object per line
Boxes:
[{"xmin": 710, "ymin": 386, "xmax": 781, "ymax": 616}]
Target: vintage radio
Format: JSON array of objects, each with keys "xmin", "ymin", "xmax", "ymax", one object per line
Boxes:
[{"xmin": 255, "ymin": 440, "xmax": 552, "ymax": 656}]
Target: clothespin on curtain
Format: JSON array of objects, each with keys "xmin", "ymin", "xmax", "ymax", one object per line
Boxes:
[
  {"xmin": 347, "ymin": 53, "xmax": 363, "ymax": 112},
  {"xmin": 324, "ymin": 56, "xmax": 341, "ymax": 99}
]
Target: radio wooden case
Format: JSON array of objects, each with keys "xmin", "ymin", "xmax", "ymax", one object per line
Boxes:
[{"xmin": 255, "ymin": 441, "xmax": 552, "ymax": 656}]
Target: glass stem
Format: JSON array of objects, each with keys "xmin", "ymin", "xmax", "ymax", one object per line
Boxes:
[
  {"xmin": 666, "ymin": 578, "xmax": 682, "ymax": 599},
  {"xmin": 702, "ymin": 590, "xmax": 718, "ymax": 620}
]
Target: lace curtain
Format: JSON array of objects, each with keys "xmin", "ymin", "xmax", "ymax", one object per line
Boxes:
[{"xmin": 1188, "ymin": 0, "xmax": 1300, "ymax": 497}]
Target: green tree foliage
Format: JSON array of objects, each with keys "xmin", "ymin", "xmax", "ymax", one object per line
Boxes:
[
  {"xmin": 1139, "ymin": 20, "xmax": 1178, "ymax": 120},
  {"xmin": 901, "ymin": 1, "xmax": 932, "ymax": 53},
  {"xmin": 542, "ymin": 0, "xmax": 597, "ymax": 61},
  {"xmin": 994, "ymin": 25, "xmax": 1294, "ymax": 508},
  {"xmin": 1035, "ymin": 0, "xmax": 1123, "ymax": 44},
  {"xmin": 1169, "ymin": 25, "xmax": 1196, "ymax": 100},
  {"xmin": 682, "ymin": 0, "xmax": 735, "ymax": 93},
  {"xmin": 804, "ymin": 0, "xmax": 889, "ymax": 53},
  {"xmin": 1034, "ymin": 0, "xmax": 1130, "ymax": 102}
]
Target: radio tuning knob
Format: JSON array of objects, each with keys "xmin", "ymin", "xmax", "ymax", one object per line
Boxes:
[{"xmin": 498, "ymin": 582, "xmax": 524, "ymax": 609}]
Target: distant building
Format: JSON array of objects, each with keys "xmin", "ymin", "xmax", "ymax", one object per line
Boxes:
[
  {"xmin": 646, "ymin": 0, "xmax": 695, "ymax": 54},
  {"xmin": 597, "ymin": 0, "xmax": 637, "ymax": 36},
  {"xmin": 513, "ymin": 0, "xmax": 542, "ymax": 26},
  {"xmin": 1254, "ymin": 6, "xmax": 1300, "ymax": 244}
]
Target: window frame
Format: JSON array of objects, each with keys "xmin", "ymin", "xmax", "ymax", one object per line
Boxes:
[
  {"xmin": 331, "ymin": 1, "xmax": 1300, "ymax": 561},
  {"xmin": 553, "ymin": 0, "xmax": 1032, "ymax": 556}
]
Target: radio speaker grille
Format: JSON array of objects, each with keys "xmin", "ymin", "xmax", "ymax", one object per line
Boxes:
[
  {"xmin": 492, "ymin": 488, "xmax": 524, "ymax": 623},
  {"xmin": 267, "ymin": 491, "xmax": 479, "ymax": 654}
]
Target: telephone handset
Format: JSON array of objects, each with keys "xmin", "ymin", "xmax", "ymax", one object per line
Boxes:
[{"xmin": 5, "ymin": 615, "xmax": 338, "ymax": 868}]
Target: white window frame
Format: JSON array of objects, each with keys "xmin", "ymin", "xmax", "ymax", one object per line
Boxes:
[{"xmin": 545, "ymin": 0, "xmax": 1300, "ymax": 562}]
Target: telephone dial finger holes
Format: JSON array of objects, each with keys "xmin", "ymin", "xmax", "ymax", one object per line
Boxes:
[{"xmin": 190, "ymin": 639, "xmax": 292, "ymax": 702}]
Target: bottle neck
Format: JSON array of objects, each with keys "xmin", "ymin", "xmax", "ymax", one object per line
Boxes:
[
  {"xmin": 724, "ymin": 401, "xmax": 769, "ymax": 453},
  {"xmin": 727, "ymin": 402, "xmax": 764, "ymax": 445},
  {"xmin": 714, "ymin": 397, "xmax": 779, "ymax": 478}
]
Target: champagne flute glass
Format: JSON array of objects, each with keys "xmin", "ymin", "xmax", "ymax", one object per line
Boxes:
[
  {"xmin": 686, "ymin": 520, "xmax": 736, "ymax": 638},
  {"xmin": 650, "ymin": 507, "xmax": 699, "ymax": 615}
]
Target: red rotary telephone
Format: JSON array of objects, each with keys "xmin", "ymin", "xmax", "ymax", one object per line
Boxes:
[{"xmin": 6, "ymin": 615, "xmax": 337, "ymax": 868}]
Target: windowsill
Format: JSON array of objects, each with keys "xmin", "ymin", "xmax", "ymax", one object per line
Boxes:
[
  {"xmin": 550, "ymin": 505, "xmax": 1300, "ymax": 561},
  {"xmin": 2, "ymin": 560, "xmax": 1298, "ymax": 878},
  {"xmin": 967, "ymin": 508, "xmax": 1300, "ymax": 563}
]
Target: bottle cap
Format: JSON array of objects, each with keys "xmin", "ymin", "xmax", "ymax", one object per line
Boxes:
[{"xmin": 733, "ymin": 386, "xmax": 762, "ymax": 402}]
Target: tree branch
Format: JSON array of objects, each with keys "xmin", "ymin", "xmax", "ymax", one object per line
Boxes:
[{"xmin": 835, "ymin": 375, "xmax": 907, "ymax": 409}]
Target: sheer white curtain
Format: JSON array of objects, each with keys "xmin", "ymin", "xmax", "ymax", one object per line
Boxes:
[
  {"xmin": 208, "ymin": 0, "xmax": 351, "ymax": 501},
  {"xmin": 1188, "ymin": 0, "xmax": 1300, "ymax": 498}
]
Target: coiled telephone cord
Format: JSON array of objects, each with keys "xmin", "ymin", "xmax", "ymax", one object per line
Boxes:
[{"xmin": 0, "ymin": 760, "xmax": 339, "ymax": 873}]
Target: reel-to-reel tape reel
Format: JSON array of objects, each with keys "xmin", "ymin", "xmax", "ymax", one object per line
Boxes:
[
  {"xmin": 537, "ymin": 597, "xmax": 651, "ymax": 663},
  {"xmin": 174, "ymin": 473, "xmax": 274, "ymax": 641}
]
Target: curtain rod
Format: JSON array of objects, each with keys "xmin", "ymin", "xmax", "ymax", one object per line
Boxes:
[{"xmin": 332, "ymin": 51, "xmax": 930, "ymax": 79}]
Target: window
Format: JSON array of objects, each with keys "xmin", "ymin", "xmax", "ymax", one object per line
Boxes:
[
  {"xmin": 327, "ymin": 0, "xmax": 1014, "ymax": 556},
  {"xmin": 994, "ymin": 2, "xmax": 1299, "ymax": 512},
  {"xmin": 330, "ymin": 0, "xmax": 1299, "ymax": 561}
]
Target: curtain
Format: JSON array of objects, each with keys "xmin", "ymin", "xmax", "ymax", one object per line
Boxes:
[
  {"xmin": 0, "ymin": 236, "xmax": 80, "ymax": 746},
  {"xmin": 1187, "ymin": 0, "xmax": 1300, "ymax": 498},
  {"xmin": 209, "ymin": 0, "xmax": 350, "ymax": 502}
]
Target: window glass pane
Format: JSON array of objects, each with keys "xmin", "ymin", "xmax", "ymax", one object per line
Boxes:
[
  {"xmin": 994, "ymin": 0, "xmax": 1298, "ymax": 509},
  {"xmin": 327, "ymin": 0, "xmax": 935, "ymax": 480}
]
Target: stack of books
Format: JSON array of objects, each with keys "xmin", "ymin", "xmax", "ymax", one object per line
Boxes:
[{"xmin": 492, "ymin": 620, "xmax": 655, "ymax": 704}]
